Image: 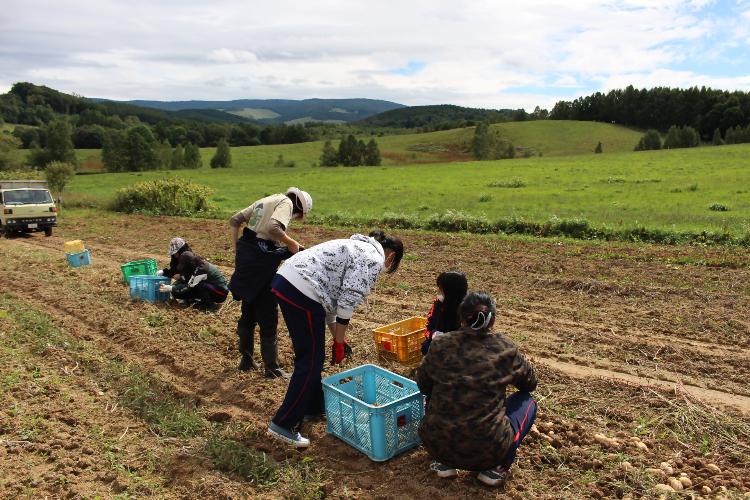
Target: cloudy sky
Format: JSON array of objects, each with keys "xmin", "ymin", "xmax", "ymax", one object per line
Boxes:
[{"xmin": 2, "ymin": 0, "xmax": 750, "ymax": 110}]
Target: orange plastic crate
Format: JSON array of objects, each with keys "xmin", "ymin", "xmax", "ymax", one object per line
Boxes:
[{"xmin": 372, "ymin": 316, "xmax": 426, "ymax": 366}]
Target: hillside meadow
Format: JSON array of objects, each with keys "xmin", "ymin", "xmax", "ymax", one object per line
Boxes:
[
  {"xmin": 67, "ymin": 143, "xmax": 750, "ymax": 234},
  {"xmin": 5, "ymin": 119, "xmax": 642, "ymax": 169}
]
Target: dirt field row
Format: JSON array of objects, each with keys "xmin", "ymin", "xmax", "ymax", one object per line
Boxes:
[{"xmin": 1, "ymin": 212, "xmax": 749, "ymax": 498}]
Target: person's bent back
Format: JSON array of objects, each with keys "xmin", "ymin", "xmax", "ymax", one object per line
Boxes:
[{"xmin": 416, "ymin": 291, "xmax": 538, "ymax": 486}]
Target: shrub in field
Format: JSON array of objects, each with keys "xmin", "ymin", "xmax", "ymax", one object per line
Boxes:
[
  {"xmin": 171, "ymin": 144, "xmax": 185, "ymax": 169},
  {"xmin": 44, "ymin": 161, "xmax": 76, "ymax": 205},
  {"xmin": 709, "ymin": 203, "xmax": 729, "ymax": 212},
  {"xmin": 155, "ymin": 140, "xmax": 172, "ymax": 169},
  {"xmin": 634, "ymin": 129, "xmax": 662, "ymax": 151},
  {"xmin": 111, "ymin": 178, "xmax": 215, "ymax": 216},
  {"xmin": 472, "ymin": 121, "xmax": 515, "ymax": 160},
  {"xmin": 663, "ymin": 125, "xmax": 699, "ymax": 149},
  {"xmin": 210, "ymin": 138, "xmax": 232, "ymax": 168},
  {"xmin": 319, "ymin": 140, "xmax": 338, "ymax": 166},
  {"xmin": 478, "ymin": 193, "xmax": 492, "ymax": 202},
  {"xmin": 364, "ymin": 138, "xmax": 382, "ymax": 166},
  {"xmin": 274, "ymin": 154, "xmax": 296, "ymax": 168},
  {"xmin": 184, "ymin": 142, "xmax": 202, "ymax": 169},
  {"xmin": 712, "ymin": 128, "xmax": 724, "ymax": 146}
]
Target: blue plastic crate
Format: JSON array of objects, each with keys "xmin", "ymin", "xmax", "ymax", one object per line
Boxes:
[
  {"xmin": 322, "ymin": 364, "xmax": 424, "ymax": 461},
  {"xmin": 128, "ymin": 275, "xmax": 170, "ymax": 303},
  {"xmin": 66, "ymin": 249, "xmax": 91, "ymax": 268}
]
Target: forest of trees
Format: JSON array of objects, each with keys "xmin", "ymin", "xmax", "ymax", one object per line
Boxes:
[
  {"xmin": 0, "ymin": 82, "xmax": 320, "ymax": 150},
  {"xmin": 360, "ymin": 104, "xmax": 541, "ymax": 131},
  {"xmin": 319, "ymin": 135, "xmax": 381, "ymax": 166},
  {"xmin": 549, "ymin": 86, "xmax": 750, "ymax": 139}
]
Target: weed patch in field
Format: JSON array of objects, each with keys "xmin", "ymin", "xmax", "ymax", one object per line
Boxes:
[
  {"xmin": 204, "ymin": 427, "xmax": 279, "ymax": 485},
  {"xmin": 708, "ymin": 203, "xmax": 729, "ymax": 211},
  {"xmin": 204, "ymin": 425, "xmax": 326, "ymax": 497},
  {"xmin": 309, "ymin": 210, "xmax": 750, "ymax": 247},
  {"xmin": 488, "ymin": 178, "xmax": 526, "ymax": 188},
  {"xmin": 103, "ymin": 361, "xmax": 205, "ymax": 438}
]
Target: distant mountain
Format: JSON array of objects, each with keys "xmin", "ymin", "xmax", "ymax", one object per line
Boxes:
[
  {"xmin": 360, "ymin": 104, "xmax": 528, "ymax": 129},
  {"xmin": 109, "ymin": 98, "xmax": 405, "ymax": 124}
]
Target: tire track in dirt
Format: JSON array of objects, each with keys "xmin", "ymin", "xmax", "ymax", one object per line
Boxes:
[
  {"xmin": 12, "ymin": 237, "xmax": 750, "ymax": 412},
  {"xmin": 540, "ymin": 359, "xmax": 750, "ymax": 413}
]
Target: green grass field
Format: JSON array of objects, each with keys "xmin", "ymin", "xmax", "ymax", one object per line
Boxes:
[
  {"xmin": 67, "ymin": 142, "xmax": 750, "ymax": 234},
  {"xmin": 7, "ymin": 120, "xmax": 642, "ymax": 168}
]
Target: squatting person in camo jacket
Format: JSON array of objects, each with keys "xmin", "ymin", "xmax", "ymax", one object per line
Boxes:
[{"xmin": 417, "ymin": 291, "xmax": 538, "ymax": 487}]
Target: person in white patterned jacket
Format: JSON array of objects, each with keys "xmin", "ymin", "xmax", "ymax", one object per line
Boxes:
[{"xmin": 266, "ymin": 230, "xmax": 404, "ymax": 447}]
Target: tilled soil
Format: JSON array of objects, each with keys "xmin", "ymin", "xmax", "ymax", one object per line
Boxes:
[{"xmin": 1, "ymin": 212, "xmax": 749, "ymax": 499}]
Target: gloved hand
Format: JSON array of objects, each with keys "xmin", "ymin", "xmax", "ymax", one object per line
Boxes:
[
  {"xmin": 188, "ymin": 273, "xmax": 207, "ymax": 287},
  {"xmin": 159, "ymin": 284, "xmax": 173, "ymax": 293},
  {"xmin": 157, "ymin": 269, "xmax": 164, "ymax": 276},
  {"xmin": 331, "ymin": 340, "xmax": 353, "ymax": 365}
]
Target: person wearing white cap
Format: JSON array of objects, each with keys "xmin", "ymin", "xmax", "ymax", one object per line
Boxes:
[{"xmin": 228, "ymin": 187, "xmax": 313, "ymax": 378}]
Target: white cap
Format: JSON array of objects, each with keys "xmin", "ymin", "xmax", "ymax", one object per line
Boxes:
[{"xmin": 286, "ymin": 187, "xmax": 313, "ymax": 218}]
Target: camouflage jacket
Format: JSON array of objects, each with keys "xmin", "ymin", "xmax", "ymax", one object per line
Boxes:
[{"xmin": 416, "ymin": 327, "xmax": 538, "ymax": 471}]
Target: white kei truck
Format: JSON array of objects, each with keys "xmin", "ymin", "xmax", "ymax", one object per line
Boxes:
[{"xmin": 0, "ymin": 180, "xmax": 58, "ymax": 237}]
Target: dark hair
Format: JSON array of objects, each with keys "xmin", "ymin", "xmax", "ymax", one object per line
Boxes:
[
  {"xmin": 459, "ymin": 291, "xmax": 496, "ymax": 332},
  {"xmin": 437, "ymin": 271, "xmax": 468, "ymax": 332},
  {"xmin": 369, "ymin": 230, "xmax": 404, "ymax": 273},
  {"xmin": 286, "ymin": 192, "xmax": 304, "ymax": 215}
]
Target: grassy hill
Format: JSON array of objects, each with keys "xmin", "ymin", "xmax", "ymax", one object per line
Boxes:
[
  {"xmin": 377, "ymin": 120, "xmax": 643, "ymax": 162},
  {"xmin": 67, "ymin": 141, "xmax": 750, "ymax": 234},
  {"xmin": 28, "ymin": 120, "xmax": 641, "ymax": 169}
]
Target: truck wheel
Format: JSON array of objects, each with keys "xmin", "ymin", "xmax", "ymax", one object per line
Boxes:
[{"xmin": 44, "ymin": 227, "xmax": 53, "ymax": 237}]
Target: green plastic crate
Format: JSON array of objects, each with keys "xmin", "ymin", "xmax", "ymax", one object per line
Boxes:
[{"xmin": 121, "ymin": 258, "xmax": 158, "ymax": 283}]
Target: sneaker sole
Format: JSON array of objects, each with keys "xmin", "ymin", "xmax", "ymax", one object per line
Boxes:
[
  {"xmin": 267, "ymin": 428, "xmax": 310, "ymax": 449},
  {"xmin": 477, "ymin": 474, "xmax": 504, "ymax": 487},
  {"xmin": 435, "ymin": 469, "xmax": 458, "ymax": 479}
]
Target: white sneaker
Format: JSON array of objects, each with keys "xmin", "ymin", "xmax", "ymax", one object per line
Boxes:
[
  {"xmin": 267, "ymin": 422, "xmax": 310, "ymax": 448},
  {"xmin": 477, "ymin": 465, "xmax": 510, "ymax": 486},
  {"xmin": 430, "ymin": 461, "xmax": 458, "ymax": 478}
]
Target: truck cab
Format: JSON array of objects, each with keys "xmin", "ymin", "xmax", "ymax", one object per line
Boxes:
[{"xmin": 0, "ymin": 180, "xmax": 58, "ymax": 237}]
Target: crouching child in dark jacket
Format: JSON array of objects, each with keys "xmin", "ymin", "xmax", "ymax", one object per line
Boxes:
[
  {"xmin": 159, "ymin": 237, "xmax": 229, "ymax": 309},
  {"xmin": 416, "ymin": 291, "xmax": 538, "ymax": 487},
  {"xmin": 421, "ymin": 271, "xmax": 468, "ymax": 355}
]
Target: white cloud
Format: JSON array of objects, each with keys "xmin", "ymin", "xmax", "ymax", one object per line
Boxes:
[
  {"xmin": 1, "ymin": 0, "xmax": 747, "ymax": 108},
  {"xmin": 207, "ymin": 49, "xmax": 258, "ymax": 64}
]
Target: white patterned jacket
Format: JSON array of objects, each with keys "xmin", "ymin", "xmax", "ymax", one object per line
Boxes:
[{"xmin": 277, "ymin": 234, "xmax": 385, "ymax": 322}]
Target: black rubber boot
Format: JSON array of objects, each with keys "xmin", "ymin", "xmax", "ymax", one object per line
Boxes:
[
  {"xmin": 237, "ymin": 325, "xmax": 259, "ymax": 371},
  {"xmin": 260, "ymin": 332, "xmax": 280, "ymax": 372}
]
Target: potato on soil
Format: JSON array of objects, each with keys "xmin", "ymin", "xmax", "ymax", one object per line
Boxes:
[
  {"xmin": 668, "ymin": 477, "xmax": 684, "ymax": 491},
  {"xmin": 654, "ymin": 484, "xmax": 674, "ymax": 493}
]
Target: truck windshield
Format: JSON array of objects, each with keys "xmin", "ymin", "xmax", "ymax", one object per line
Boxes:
[{"xmin": 2, "ymin": 189, "xmax": 53, "ymax": 205}]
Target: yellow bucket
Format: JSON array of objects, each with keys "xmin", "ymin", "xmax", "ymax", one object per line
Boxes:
[{"xmin": 64, "ymin": 240, "xmax": 85, "ymax": 254}]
